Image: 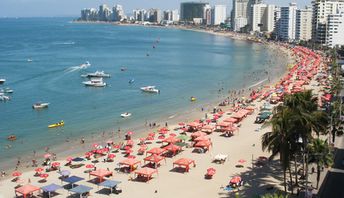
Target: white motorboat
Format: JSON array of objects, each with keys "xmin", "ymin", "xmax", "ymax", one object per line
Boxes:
[
  {"xmin": 140, "ymin": 86, "xmax": 160, "ymax": 93},
  {"xmin": 0, "ymin": 79, "xmax": 6, "ymax": 85},
  {"xmin": 0, "ymin": 88, "xmax": 13, "ymax": 94},
  {"xmin": 0, "ymin": 93, "xmax": 10, "ymax": 101},
  {"xmin": 80, "ymin": 61, "xmax": 91, "ymax": 69},
  {"xmin": 32, "ymin": 102, "xmax": 49, "ymax": 109},
  {"xmin": 83, "ymin": 78, "xmax": 107, "ymax": 87},
  {"xmin": 121, "ymin": 112, "xmax": 132, "ymax": 118},
  {"xmin": 82, "ymin": 71, "xmax": 110, "ymax": 78},
  {"xmin": 27, "ymin": 58, "xmax": 33, "ymax": 62}
]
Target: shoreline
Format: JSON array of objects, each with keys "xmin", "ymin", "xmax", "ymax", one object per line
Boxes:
[{"xmin": 0, "ymin": 21, "xmax": 293, "ymax": 176}]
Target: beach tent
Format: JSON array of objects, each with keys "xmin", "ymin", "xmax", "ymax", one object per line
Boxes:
[
  {"xmin": 41, "ymin": 183, "xmax": 62, "ymax": 198},
  {"xmin": 15, "ymin": 184, "xmax": 40, "ymax": 198},
  {"xmin": 98, "ymin": 180, "xmax": 121, "ymax": 194},
  {"xmin": 194, "ymin": 136, "xmax": 210, "ymax": 142},
  {"xmin": 118, "ymin": 158, "xmax": 141, "ymax": 172},
  {"xmin": 146, "ymin": 147, "xmax": 166, "ymax": 156},
  {"xmin": 190, "ymin": 131, "xmax": 207, "ymax": 138},
  {"xmin": 163, "ymin": 144, "xmax": 182, "ymax": 156},
  {"xmin": 223, "ymin": 118, "xmax": 239, "ymax": 123},
  {"xmin": 89, "ymin": 169, "xmax": 113, "ymax": 182},
  {"xmin": 201, "ymin": 125, "xmax": 215, "ymax": 133},
  {"xmin": 144, "ymin": 154, "xmax": 166, "ymax": 168},
  {"xmin": 217, "ymin": 122, "xmax": 231, "ymax": 128},
  {"xmin": 62, "ymin": 176, "xmax": 84, "ymax": 188},
  {"xmin": 194, "ymin": 140, "xmax": 212, "ymax": 150},
  {"xmin": 69, "ymin": 185, "xmax": 93, "ymax": 197},
  {"xmin": 134, "ymin": 167, "xmax": 158, "ymax": 182},
  {"xmin": 162, "ymin": 136, "xmax": 180, "ymax": 144},
  {"xmin": 173, "ymin": 158, "xmax": 195, "ymax": 172},
  {"xmin": 176, "ymin": 134, "xmax": 190, "ymax": 142}
]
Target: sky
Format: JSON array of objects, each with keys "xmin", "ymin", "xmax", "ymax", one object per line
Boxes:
[{"xmin": 0, "ymin": 0, "xmax": 312, "ymax": 18}]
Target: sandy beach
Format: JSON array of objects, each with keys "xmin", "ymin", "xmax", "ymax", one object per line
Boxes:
[{"xmin": 0, "ymin": 26, "xmax": 326, "ymax": 198}]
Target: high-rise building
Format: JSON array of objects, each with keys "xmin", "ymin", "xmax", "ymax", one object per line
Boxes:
[
  {"xmin": 172, "ymin": 10, "xmax": 180, "ymax": 22},
  {"xmin": 273, "ymin": 6, "xmax": 281, "ymax": 33},
  {"xmin": 180, "ymin": 2, "xmax": 209, "ymax": 22},
  {"xmin": 277, "ymin": 3, "xmax": 297, "ymax": 41},
  {"xmin": 312, "ymin": 0, "xmax": 344, "ymax": 44},
  {"xmin": 247, "ymin": 0, "xmax": 263, "ymax": 30},
  {"xmin": 99, "ymin": 4, "xmax": 112, "ymax": 21},
  {"xmin": 296, "ymin": 6, "xmax": 313, "ymax": 41},
  {"xmin": 326, "ymin": 11, "xmax": 344, "ymax": 47},
  {"xmin": 232, "ymin": 0, "xmax": 249, "ymax": 31},
  {"xmin": 147, "ymin": 9, "xmax": 162, "ymax": 23},
  {"xmin": 251, "ymin": 4, "xmax": 275, "ymax": 32},
  {"xmin": 163, "ymin": 10, "xmax": 173, "ymax": 21},
  {"xmin": 81, "ymin": 8, "xmax": 98, "ymax": 21},
  {"xmin": 204, "ymin": 4, "xmax": 212, "ymax": 25},
  {"xmin": 112, "ymin": 4, "xmax": 126, "ymax": 22},
  {"xmin": 212, "ymin": 5, "xmax": 227, "ymax": 25}
]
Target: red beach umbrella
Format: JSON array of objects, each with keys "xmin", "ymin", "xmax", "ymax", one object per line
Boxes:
[
  {"xmin": 92, "ymin": 143, "xmax": 99, "ymax": 148},
  {"xmin": 40, "ymin": 173, "xmax": 49, "ymax": 179},
  {"xmin": 127, "ymin": 131, "xmax": 134, "ymax": 136},
  {"xmin": 230, "ymin": 176, "xmax": 241, "ymax": 184},
  {"xmin": 85, "ymin": 164, "xmax": 94, "ymax": 169},
  {"xmin": 35, "ymin": 167, "xmax": 44, "ymax": 173},
  {"xmin": 238, "ymin": 159, "xmax": 246, "ymax": 164},
  {"xmin": 51, "ymin": 162, "xmax": 60, "ymax": 167},
  {"xmin": 12, "ymin": 171, "xmax": 22, "ymax": 177},
  {"xmin": 125, "ymin": 149, "xmax": 133, "ymax": 154},
  {"xmin": 44, "ymin": 153, "xmax": 51, "ymax": 159},
  {"xmin": 108, "ymin": 154, "xmax": 116, "ymax": 159},
  {"xmin": 178, "ymin": 122, "xmax": 185, "ymax": 126},
  {"xmin": 66, "ymin": 157, "xmax": 73, "ymax": 162},
  {"xmin": 169, "ymin": 133, "xmax": 177, "ymax": 137}
]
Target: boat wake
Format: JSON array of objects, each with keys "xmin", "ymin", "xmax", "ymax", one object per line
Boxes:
[
  {"xmin": 53, "ymin": 41, "xmax": 75, "ymax": 45},
  {"xmin": 65, "ymin": 62, "xmax": 91, "ymax": 73},
  {"xmin": 248, "ymin": 78, "xmax": 268, "ymax": 89}
]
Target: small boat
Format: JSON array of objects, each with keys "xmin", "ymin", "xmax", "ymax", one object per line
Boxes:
[
  {"xmin": 0, "ymin": 79, "xmax": 6, "ymax": 85},
  {"xmin": 121, "ymin": 112, "xmax": 132, "ymax": 118},
  {"xmin": 1, "ymin": 88, "xmax": 13, "ymax": 94},
  {"xmin": 0, "ymin": 93, "xmax": 10, "ymax": 101},
  {"xmin": 7, "ymin": 135, "xmax": 16, "ymax": 141},
  {"xmin": 120, "ymin": 67, "xmax": 127, "ymax": 71},
  {"xmin": 140, "ymin": 86, "xmax": 160, "ymax": 93},
  {"xmin": 27, "ymin": 58, "xmax": 33, "ymax": 62},
  {"xmin": 83, "ymin": 78, "xmax": 106, "ymax": 87},
  {"xmin": 80, "ymin": 61, "xmax": 91, "ymax": 69},
  {"xmin": 129, "ymin": 79, "xmax": 135, "ymax": 84},
  {"xmin": 191, "ymin": 96, "xmax": 197, "ymax": 102},
  {"xmin": 82, "ymin": 71, "xmax": 110, "ymax": 78},
  {"xmin": 48, "ymin": 120, "xmax": 64, "ymax": 128},
  {"xmin": 32, "ymin": 102, "xmax": 49, "ymax": 109}
]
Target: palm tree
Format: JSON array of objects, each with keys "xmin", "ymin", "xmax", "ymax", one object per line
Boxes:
[
  {"xmin": 262, "ymin": 105, "xmax": 295, "ymax": 194},
  {"xmin": 261, "ymin": 192, "xmax": 289, "ymax": 198},
  {"xmin": 308, "ymin": 138, "xmax": 333, "ymax": 189}
]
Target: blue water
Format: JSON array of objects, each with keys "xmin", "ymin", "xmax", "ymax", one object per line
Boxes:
[{"xmin": 0, "ymin": 18, "xmax": 285, "ymax": 167}]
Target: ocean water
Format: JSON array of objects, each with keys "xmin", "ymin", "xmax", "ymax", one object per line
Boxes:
[{"xmin": 0, "ymin": 18, "xmax": 286, "ymax": 168}]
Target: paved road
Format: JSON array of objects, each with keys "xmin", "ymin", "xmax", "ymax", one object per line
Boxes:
[{"xmin": 318, "ymin": 136, "xmax": 344, "ymax": 198}]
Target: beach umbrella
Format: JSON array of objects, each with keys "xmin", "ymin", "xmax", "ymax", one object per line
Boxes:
[
  {"xmin": 207, "ymin": 167, "xmax": 216, "ymax": 176},
  {"xmin": 127, "ymin": 131, "xmax": 134, "ymax": 136},
  {"xmin": 128, "ymin": 155, "xmax": 136, "ymax": 159},
  {"xmin": 106, "ymin": 140, "xmax": 113, "ymax": 144},
  {"xmin": 66, "ymin": 157, "xmax": 73, "ymax": 162},
  {"xmin": 125, "ymin": 149, "xmax": 133, "ymax": 154},
  {"xmin": 238, "ymin": 159, "xmax": 246, "ymax": 164},
  {"xmin": 177, "ymin": 135, "xmax": 190, "ymax": 141},
  {"xmin": 108, "ymin": 154, "xmax": 116, "ymax": 159},
  {"xmin": 230, "ymin": 176, "xmax": 241, "ymax": 184},
  {"xmin": 92, "ymin": 143, "xmax": 99, "ymax": 148},
  {"xmin": 40, "ymin": 173, "xmax": 49, "ymax": 182},
  {"xmin": 58, "ymin": 170, "xmax": 71, "ymax": 177},
  {"xmin": 86, "ymin": 164, "xmax": 94, "ymax": 169},
  {"xmin": 12, "ymin": 171, "xmax": 22, "ymax": 177},
  {"xmin": 44, "ymin": 153, "xmax": 51, "ymax": 159},
  {"xmin": 158, "ymin": 135, "xmax": 165, "ymax": 140},
  {"xmin": 178, "ymin": 122, "xmax": 185, "ymax": 126},
  {"xmin": 169, "ymin": 133, "xmax": 177, "ymax": 137},
  {"xmin": 35, "ymin": 167, "xmax": 44, "ymax": 173},
  {"xmin": 51, "ymin": 162, "xmax": 60, "ymax": 167},
  {"xmin": 194, "ymin": 136, "xmax": 210, "ymax": 142}
]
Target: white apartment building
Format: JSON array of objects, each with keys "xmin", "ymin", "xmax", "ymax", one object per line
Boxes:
[
  {"xmin": 296, "ymin": 6, "xmax": 313, "ymax": 41},
  {"xmin": 326, "ymin": 11, "xmax": 344, "ymax": 47},
  {"xmin": 251, "ymin": 4, "xmax": 275, "ymax": 33},
  {"xmin": 312, "ymin": 0, "xmax": 344, "ymax": 43},
  {"xmin": 278, "ymin": 3, "xmax": 297, "ymax": 41},
  {"xmin": 112, "ymin": 4, "xmax": 126, "ymax": 21},
  {"xmin": 212, "ymin": 5, "xmax": 227, "ymax": 25},
  {"xmin": 232, "ymin": 0, "xmax": 249, "ymax": 31}
]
